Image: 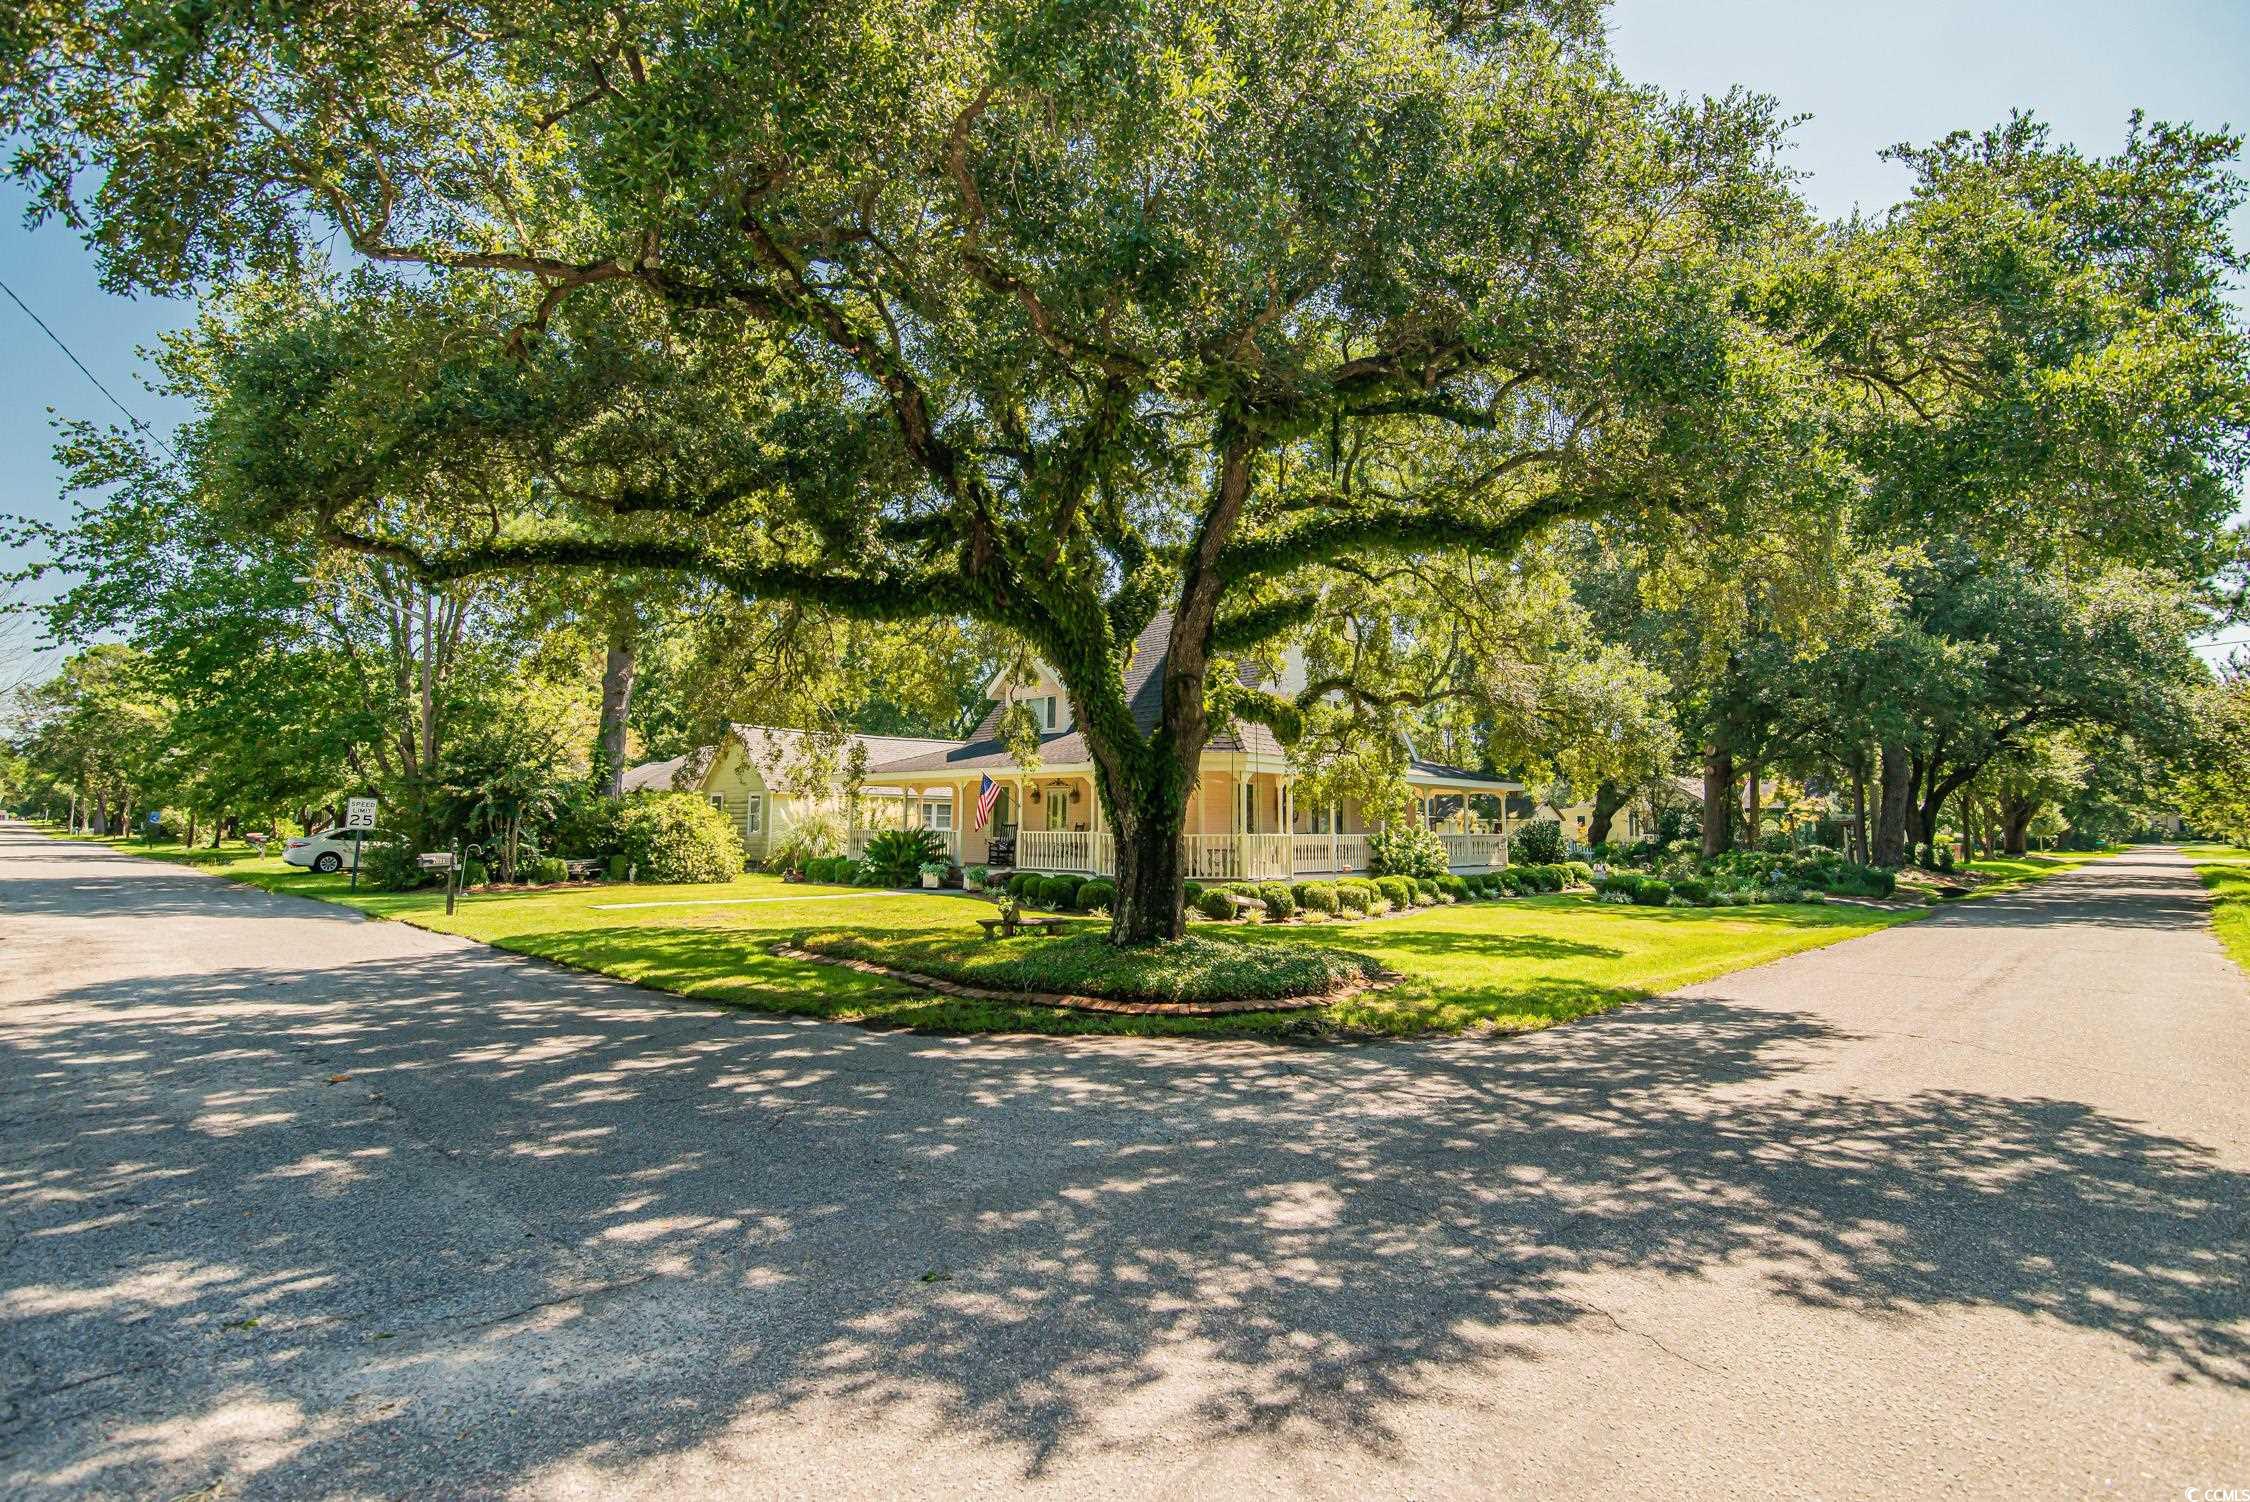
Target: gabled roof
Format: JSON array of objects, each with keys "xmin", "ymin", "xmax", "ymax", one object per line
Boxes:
[
  {"xmin": 729, "ymin": 724, "xmax": 962, "ymax": 770},
  {"xmin": 867, "ymin": 611, "xmax": 1287, "ymax": 775},
  {"xmin": 1407, "ymin": 758, "xmax": 1517, "ymax": 789},
  {"xmin": 621, "ymin": 756, "xmax": 690, "ymax": 793}
]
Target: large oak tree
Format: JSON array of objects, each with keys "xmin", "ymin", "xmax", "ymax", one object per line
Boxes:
[{"xmin": 6, "ymin": 0, "xmax": 1806, "ymax": 940}]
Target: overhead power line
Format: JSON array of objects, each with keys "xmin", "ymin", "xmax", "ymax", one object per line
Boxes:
[{"xmin": 0, "ymin": 273, "xmax": 180, "ymax": 459}]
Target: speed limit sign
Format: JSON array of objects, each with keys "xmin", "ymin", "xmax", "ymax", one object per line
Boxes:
[{"xmin": 345, "ymin": 796, "xmax": 378, "ymax": 830}]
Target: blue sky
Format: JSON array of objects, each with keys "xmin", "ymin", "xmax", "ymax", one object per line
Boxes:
[{"xmin": 2, "ymin": 0, "xmax": 2247, "ymax": 678}]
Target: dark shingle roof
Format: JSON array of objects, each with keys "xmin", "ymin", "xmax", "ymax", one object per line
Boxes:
[{"xmin": 867, "ymin": 611, "xmax": 1286, "ymax": 774}]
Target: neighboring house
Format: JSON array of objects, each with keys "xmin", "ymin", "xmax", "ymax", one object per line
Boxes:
[
  {"xmin": 625, "ymin": 726, "xmax": 959, "ymax": 865},
  {"xmin": 635, "ymin": 611, "xmax": 1521, "ymax": 881}
]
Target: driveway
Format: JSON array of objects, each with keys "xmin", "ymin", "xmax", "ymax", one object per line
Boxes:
[{"xmin": 1, "ymin": 827, "xmax": 2244, "ymax": 1499}]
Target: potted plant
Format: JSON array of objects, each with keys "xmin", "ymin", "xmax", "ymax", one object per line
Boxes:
[
  {"xmin": 964, "ymin": 864, "xmax": 989, "ymax": 892},
  {"xmin": 918, "ymin": 860, "xmax": 948, "ymax": 889}
]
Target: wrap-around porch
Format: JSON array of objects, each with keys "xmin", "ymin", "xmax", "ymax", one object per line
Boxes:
[{"xmin": 850, "ymin": 762, "xmax": 1517, "ymax": 880}]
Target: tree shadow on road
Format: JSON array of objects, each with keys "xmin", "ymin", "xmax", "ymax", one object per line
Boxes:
[{"xmin": 3, "ymin": 944, "xmax": 2244, "ymax": 1497}]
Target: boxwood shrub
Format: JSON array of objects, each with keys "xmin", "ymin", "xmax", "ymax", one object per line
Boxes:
[
  {"xmin": 1255, "ymin": 882, "xmax": 1297, "ymax": 921},
  {"xmin": 1437, "ymin": 874, "xmax": 1471, "ymax": 901},
  {"xmin": 1633, "ymin": 878, "xmax": 1672, "ymax": 907},
  {"xmin": 1672, "ymin": 876, "xmax": 1712, "ymax": 906},
  {"xmin": 1334, "ymin": 880, "xmax": 1373, "ymax": 913},
  {"xmin": 533, "ymin": 856, "xmax": 568, "ymax": 885},
  {"xmin": 463, "ymin": 859, "xmax": 490, "ymax": 887},
  {"xmin": 1196, "ymin": 888, "xmax": 1240, "ymax": 921},
  {"xmin": 1292, "ymin": 881, "xmax": 1342, "ymax": 915},
  {"xmin": 1035, "ymin": 875, "xmax": 1082, "ymax": 910},
  {"xmin": 1564, "ymin": 861, "xmax": 1595, "ymax": 887},
  {"xmin": 1412, "ymin": 877, "xmax": 1440, "ymax": 904},
  {"xmin": 1075, "ymin": 879, "xmax": 1115, "ymax": 912},
  {"xmin": 1375, "ymin": 875, "xmax": 1414, "ymax": 908}
]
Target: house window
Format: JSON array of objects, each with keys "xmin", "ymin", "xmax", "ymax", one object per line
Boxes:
[
  {"xmin": 708, "ymin": 794, "xmax": 726, "ymax": 814},
  {"xmin": 744, "ymin": 794, "xmax": 763, "ymax": 835},
  {"xmin": 1042, "ymin": 695, "xmax": 1059, "ymax": 731},
  {"xmin": 922, "ymin": 799, "xmax": 953, "ymax": 832}
]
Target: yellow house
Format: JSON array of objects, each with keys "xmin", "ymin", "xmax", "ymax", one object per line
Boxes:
[
  {"xmin": 640, "ymin": 613, "xmax": 1521, "ymax": 881},
  {"xmin": 628, "ymin": 726, "xmax": 961, "ymax": 865}
]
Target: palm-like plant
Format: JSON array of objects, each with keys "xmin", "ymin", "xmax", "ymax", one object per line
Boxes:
[{"xmin": 861, "ymin": 827, "xmax": 946, "ymax": 886}]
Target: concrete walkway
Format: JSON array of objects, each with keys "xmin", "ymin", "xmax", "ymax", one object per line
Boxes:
[{"xmin": 1, "ymin": 827, "xmax": 2244, "ymax": 1499}]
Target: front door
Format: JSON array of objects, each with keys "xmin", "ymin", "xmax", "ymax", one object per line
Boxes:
[{"xmin": 1046, "ymin": 788, "xmax": 1068, "ymax": 831}]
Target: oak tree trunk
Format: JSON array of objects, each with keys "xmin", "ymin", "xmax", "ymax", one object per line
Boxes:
[
  {"xmin": 1106, "ymin": 796, "xmax": 1190, "ymax": 946},
  {"xmin": 1872, "ymin": 742, "xmax": 1914, "ymax": 868},
  {"xmin": 595, "ymin": 621, "xmax": 636, "ymax": 799},
  {"xmin": 1701, "ymin": 745, "xmax": 1735, "ymax": 858},
  {"xmin": 1586, "ymin": 781, "xmax": 1629, "ymax": 847}
]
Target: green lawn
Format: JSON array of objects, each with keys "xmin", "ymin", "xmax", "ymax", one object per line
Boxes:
[
  {"xmin": 1955, "ymin": 847, "xmax": 2119, "ymax": 896},
  {"xmin": 2181, "ymin": 843, "xmax": 2250, "ymax": 975},
  {"xmin": 47, "ymin": 827, "xmax": 1934, "ymax": 1038}
]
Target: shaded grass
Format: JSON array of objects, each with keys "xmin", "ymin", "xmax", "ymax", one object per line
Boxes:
[
  {"xmin": 2181, "ymin": 843, "xmax": 2250, "ymax": 976},
  {"xmin": 1956, "ymin": 847, "xmax": 2118, "ymax": 897},
  {"xmin": 39, "ymin": 826, "xmax": 1933, "ymax": 1038},
  {"xmin": 797, "ymin": 929, "xmax": 1382, "ymax": 1003}
]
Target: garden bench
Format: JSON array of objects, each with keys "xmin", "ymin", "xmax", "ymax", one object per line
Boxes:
[
  {"xmin": 976, "ymin": 915, "xmax": 1067, "ymax": 941},
  {"xmin": 561, "ymin": 858, "xmax": 604, "ymax": 881}
]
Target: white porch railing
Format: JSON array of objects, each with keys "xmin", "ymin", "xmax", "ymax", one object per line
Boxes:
[
  {"xmin": 1182, "ymin": 833, "xmax": 1294, "ymax": 882},
  {"xmin": 1290, "ymin": 833, "xmax": 1372, "ymax": 874},
  {"xmin": 849, "ymin": 826, "xmax": 961, "ymax": 863},
  {"xmin": 1441, "ymin": 832, "xmax": 1508, "ymax": 870},
  {"xmin": 1017, "ymin": 829, "xmax": 1115, "ymax": 876}
]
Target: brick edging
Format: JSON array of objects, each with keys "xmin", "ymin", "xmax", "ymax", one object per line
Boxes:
[{"xmin": 772, "ymin": 943, "xmax": 1386, "ymax": 1017}]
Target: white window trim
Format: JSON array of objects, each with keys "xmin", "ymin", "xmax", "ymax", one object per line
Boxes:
[
  {"xmin": 922, "ymin": 799, "xmax": 954, "ymax": 832},
  {"xmin": 744, "ymin": 793, "xmax": 764, "ymax": 834}
]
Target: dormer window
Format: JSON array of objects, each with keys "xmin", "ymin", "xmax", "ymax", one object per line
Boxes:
[{"xmin": 1042, "ymin": 695, "xmax": 1059, "ymax": 731}]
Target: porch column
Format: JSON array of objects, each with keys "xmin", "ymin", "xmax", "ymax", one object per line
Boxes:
[
  {"xmin": 1500, "ymin": 796, "xmax": 1510, "ymax": 866},
  {"xmin": 1330, "ymin": 803, "xmax": 1340, "ymax": 874}
]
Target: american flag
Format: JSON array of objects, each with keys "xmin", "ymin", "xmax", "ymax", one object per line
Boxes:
[{"xmin": 975, "ymin": 774, "xmax": 1002, "ymax": 830}]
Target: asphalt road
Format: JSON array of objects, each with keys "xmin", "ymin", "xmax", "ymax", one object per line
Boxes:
[{"xmin": 2, "ymin": 826, "xmax": 2245, "ymax": 1500}]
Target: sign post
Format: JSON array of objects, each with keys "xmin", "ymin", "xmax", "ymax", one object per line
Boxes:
[{"xmin": 345, "ymin": 797, "xmax": 377, "ymax": 889}]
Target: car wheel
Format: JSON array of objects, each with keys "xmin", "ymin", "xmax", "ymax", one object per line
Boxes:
[{"xmin": 313, "ymin": 852, "xmax": 342, "ymax": 874}]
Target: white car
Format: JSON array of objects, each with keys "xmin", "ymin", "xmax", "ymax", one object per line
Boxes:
[{"xmin": 281, "ymin": 827, "xmax": 392, "ymax": 874}]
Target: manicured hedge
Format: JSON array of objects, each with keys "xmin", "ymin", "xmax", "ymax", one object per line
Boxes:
[
  {"xmin": 1075, "ymin": 879, "xmax": 1115, "ymax": 912},
  {"xmin": 1375, "ymin": 875, "xmax": 1414, "ymax": 908},
  {"xmin": 613, "ymin": 792, "xmax": 745, "ymax": 885},
  {"xmin": 1672, "ymin": 876, "xmax": 1712, "ymax": 905},
  {"xmin": 1437, "ymin": 874, "xmax": 1470, "ymax": 901},
  {"xmin": 1292, "ymin": 881, "xmax": 1342, "ymax": 915},
  {"xmin": 1335, "ymin": 880, "xmax": 1374, "ymax": 913},
  {"xmin": 533, "ymin": 856, "xmax": 568, "ymax": 885},
  {"xmin": 1035, "ymin": 875, "xmax": 1082, "ymax": 910},
  {"xmin": 1634, "ymin": 878, "xmax": 1672, "ymax": 907},
  {"xmin": 1197, "ymin": 888, "xmax": 1241, "ymax": 920}
]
